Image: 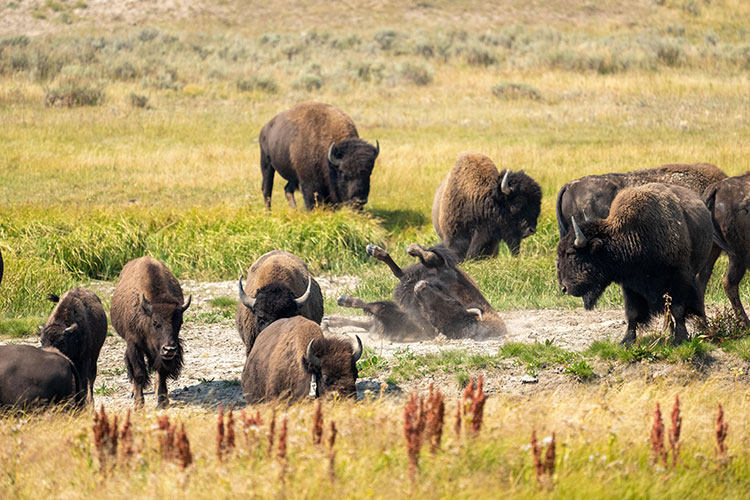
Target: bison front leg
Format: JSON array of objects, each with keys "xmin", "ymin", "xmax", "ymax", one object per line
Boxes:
[
  {"xmin": 406, "ymin": 243, "xmax": 447, "ymax": 268},
  {"xmin": 284, "ymin": 180, "xmax": 299, "ymax": 209},
  {"xmin": 621, "ymin": 287, "xmax": 649, "ymax": 345},
  {"xmin": 466, "ymin": 229, "xmax": 499, "ymax": 260},
  {"xmin": 723, "ymin": 257, "xmax": 749, "ymax": 326},
  {"xmin": 366, "ymin": 244, "xmax": 404, "ymax": 278},
  {"xmin": 124, "ymin": 343, "xmax": 148, "ymax": 409},
  {"xmin": 261, "ymin": 153, "xmax": 275, "ymax": 210},
  {"xmin": 156, "ymin": 371, "xmax": 169, "ymax": 409},
  {"xmin": 669, "ymin": 302, "xmax": 689, "ymax": 345}
]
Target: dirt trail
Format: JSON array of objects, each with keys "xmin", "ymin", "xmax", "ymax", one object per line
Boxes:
[{"xmin": 3, "ymin": 279, "xmax": 745, "ymax": 410}]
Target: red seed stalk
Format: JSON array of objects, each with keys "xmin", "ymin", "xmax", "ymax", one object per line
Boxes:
[
  {"xmin": 469, "ymin": 376, "xmax": 486, "ymax": 435},
  {"xmin": 216, "ymin": 405, "xmax": 226, "ymax": 461},
  {"xmin": 119, "ymin": 409, "xmax": 133, "ymax": 467},
  {"xmin": 226, "ymin": 407, "xmax": 235, "ymax": 452},
  {"xmin": 531, "ymin": 430, "xmax": 556, "ymax": 490},
  {"xmin": 158, "ymin": 414, "xmax": 176, "ymax": 460},
  {"xmin": 425, "ymin": 384, "xmax": 445, "ymax": 454},
  {"xmin": 531, "ymin": 430, "xmax": 542, "ymax": 484},
  {"xmin": 92, "ymin": 405, "xmax": 119, "ymax": 472},
  {"xmin": 241, "ymin": 409, "xmax": 264, "ymax": 449},
  {"xmin": 404, "ymin": 393, "xmax": 425, "ymax": 482},
  {"xmin": 543, "ymin": 432, "xmax": 556, "ymax": 476},
  {"xmin": 650, "ymin": 402, "xmax": 667, "ymax": 466},
  {"xmin": 176, "ymin": 423, "xmax": 193, "ymax": 469},
  {"xmin": 277, "ymin": 417, "xmax": 289, "ymax": 487},
  {"xmin": 268, "ymin": 408, "xmax": 277, "ymax": 456},
  {"xmin": 715, "ymin": 403, "xmax": 728, "ymax": 466},
  {"xmin": 313, "ymin": 400, "xmax": 324, "ymax": 446},
  {"xmin": 328, "ymin": 421, "xmax": 337, "ymax": 482},
  {"xmin": 669, "ymin": 395, "xmax": 682, "ymax": 469}
]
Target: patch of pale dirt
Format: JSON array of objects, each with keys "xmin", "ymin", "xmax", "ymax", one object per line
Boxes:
[{"xmin": 3, "ymin": 279, "xmax": 749, "ymax": 410}]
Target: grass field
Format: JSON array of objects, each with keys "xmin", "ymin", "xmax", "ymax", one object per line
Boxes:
[{"xmin": 1, "ymin": 1, "xmax": 750, "ymax": 497}]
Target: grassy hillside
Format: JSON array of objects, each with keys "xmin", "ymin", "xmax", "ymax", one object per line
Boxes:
[{"xmin": 1, "ymin": 0, "xmax": 750, "ymax": 326}]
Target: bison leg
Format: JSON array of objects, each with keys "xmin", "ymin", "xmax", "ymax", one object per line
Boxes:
[
  {"xmin": 621, "ymin": 287, "xmax": 649, "ymax": 345},
  {"xmin": 466, "ymin": 230, "xmax": 499, "ymax": 260},
  {"xmin": 325, "ymin": 314, "xmax": 374, "ymax": 331},
  {"xmin": 406, "ymin": 243, "xmax": 447, "ymax": 268},
  {"xmin": 669, "ymin": 302, "xmax": 690, "ymax": 345},
  {"xmin": 124, "ymin": 343, "xmax": 149, "ymax": 409},
  {"xmin": 366, "ymin": 244, "xmax": 404, "ymax": 279},
  {"xmin": 284, "ymin": 181, "xmax": 298, "ymax": 209},
  {"xmin": 697, "ymin": 243, "xmax": 722, "ymax": 298},
  {"xmin": 156, "ymin": 372, "xmax": 169, "ymax": 409},
  {"xmin": 261, "ymin": 153, "xmax": 275, "ymax": 210},
  {"xmin": 724, "ymin": 256, "xmax": 749, "ymax": 326}
]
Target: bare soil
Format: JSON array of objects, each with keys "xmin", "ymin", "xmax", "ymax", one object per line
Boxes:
[{"xmin": 3, "ymin": 278, "xmax": 748, "ymax": 411}]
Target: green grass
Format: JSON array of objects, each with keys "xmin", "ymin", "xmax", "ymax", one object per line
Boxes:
[{"xmin": 723, "ymin": 337, "xmax": 750, "ymax": 361}]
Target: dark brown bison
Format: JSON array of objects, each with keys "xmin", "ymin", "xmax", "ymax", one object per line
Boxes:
[
  {"xmin": 556, "ymin": 183, "xmax": 713, "ymax": 345},
  {"xmin": 703, "ymin": 172, "xmax": 750, "ymax": 325},
  {"xmin": 0, "ymin": 345, "xmax": 85, "ymax": 409},
  {"xmin": 242, "ymin": 316, "xmax": 362, "ymax": 404},
  {"xmin": 432, "ymin": 152, "xmax": 542, "ymax": 259},
  {"xmin": 40, "ymin": 288, "xmax": 107, "ymax": 403},
  {"xmin": 110, "ymin": 256, "xmax": 191, "ymax": 409},
  {"xmin": 236, "ymin": 250, "xmax": 324, "ymax": 355},
  {"xmin": 259, "ymin": 101, "xmax": 379, "ymax": 210},
  {"xmin": 335, "ymin": 243, "xmax": 506, "ymax": 341}
]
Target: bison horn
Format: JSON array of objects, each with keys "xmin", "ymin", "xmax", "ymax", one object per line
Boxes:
[
  {"xmin": 306, "ymin": 339, "xmax": 321, "ymax": 368},
  {"xmin": 295, "ymin": 277, "xmax": 312, "ymax": 307},
  {"xmin": 352, "ymin": 335, "xmax": 363, "ymax": 362},
  {"xmin": 238, "ymin": 276, "xmax": 256, "ymax": 310},
  {"xmin": 374, "ymin": 140, "xmax": 380, "ymax": 158},
  {"xmin": 181, "ymin": 295, "xmax": 192, "ymax": 312},
  {"xmin": 63, "ymin": 323, "xmax": 78, "ymax": 335},
  {"xmin": 328, "ymin": 143, "xmax": 342, "ymax": 167},
  {"xmin": 501, "ymin": 170, "xmax": 511, "ymax": 195},
  {"xmin": 571, "ymin": 216, "xmax": 587, "ymax": 248},
  {"xmin": 466, "ymin": 308, "xmax": 483, "ymax": 321},
  {"xmin": 141, "ymin": 294, "xmax": 153, "ymax": 317}
]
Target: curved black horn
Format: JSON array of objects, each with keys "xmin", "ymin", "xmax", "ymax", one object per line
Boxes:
[
  {"xmin": 181, "ymin": 295, "xmax": 192, "ymax": 312},
  {"xmin": 374, "ymin": 140, "xmax": 380, "ymax": 158},
  {"xmin": 328, "ymin": 143, "xmax": 342, "ymax": 166},
  {"xmin": 295, "ymin": 277, "xmax": 312, "ymax": 307},
  {"xmin": 501, "ymin": 170, "xmax": 511, "ymax": 195},
  {"xmin": 571, "ymin": 216, "xmax": 587, "ymax": 248},
  {"xmin": 352, "ymin": 335, "xmax": 363, "ymax": 362},
  {"xmin": 306, "ymin": 339, "xmax": 321, "ymax": 368},
  {"xmin": 238, "ymin": 276, "xmax": 256, "ymax": 309}
]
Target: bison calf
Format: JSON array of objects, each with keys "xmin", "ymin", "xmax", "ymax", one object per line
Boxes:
[
  {"xmin": 242, "ymin": 316, "xmax": 362, "ymax": 404},
  {"xmin": 236, "ymin": 250, "xmax": 324, "ymax": 355},
  {"xmin": 40, "ymin": 288, "xmax": 107, "ymax": 403},
  {"xmin": 259, "ymin": 101, "xmax": 379, "ymax": 210},
  {"xmin": 556, "ymin": 183, "xmax": 713, "ymax": 344},
  {"xmin": 110, "ymin": 256, "xmax": 191, "ymax": 409},
  {"xmin": 703, "ymin": 173, "xmax": 750, "ymax": 325},
  {"xmin": 432, "ymin": 152, "xmax": 542, "ymax": 259},
  {"xmin": 0, "ymin": 345, "xmax": 84, "ymax": 409}
]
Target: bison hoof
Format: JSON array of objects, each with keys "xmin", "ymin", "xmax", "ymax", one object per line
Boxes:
[
  {"xmin": 366, "ymin": 244, "xmax": 385, "ymax": 258},
  {"xmin": 619, "ymin": 331, "xmax": 637, "ymax": 346},
  {"xmin": 337, "ymin": 295, "xmax": 352, "ymax": 307},
  {"xmin": 414, "ymin": 280, "xmax": 429, "ymax": 293}
]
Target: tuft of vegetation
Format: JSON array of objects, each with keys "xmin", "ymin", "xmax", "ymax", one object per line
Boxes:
[
  {"xmin": 492, "ymin": 82, "xmax": 542, "ymax": 101},
  {"xmin": 44, "ymin": 80, "xmax": 105, "ymax": 107},
  {"xmin": 695, "ymin": 307, "xmax": 750, "ymax": 343}
]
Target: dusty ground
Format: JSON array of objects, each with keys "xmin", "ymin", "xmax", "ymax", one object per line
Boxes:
[{"xmin": 3, "ymin": 278, "xmax": 747, "ymax": 411}]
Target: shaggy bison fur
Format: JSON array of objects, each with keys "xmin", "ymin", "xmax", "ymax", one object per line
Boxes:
[
  {"xmin": 556, "ymin": 183, "xmax": 713, "ymax": 345},
  {"xmin": 110, "ymin": 256, "xmax": 191, "ymax": 409},
  {"xmin": 236, "ymin": 250, "xmax": 324, "ymax": 355},
  {"xmin": 0, "ymin": 345, "xmax": 85, "ymax": 409},
  {"xmin": 432, "ymin": 152, "xmax": 542, "ymax": 259},
  {"xmin": 40, "ymin": 288, "xmax": 107, "ymax": 403},
  {"xmin": 242, "ymin": 316, "xmax": 362, "ymax": 404},
  {"xmin": 259, "ymin": 101, "xmax": 379, "ymax": 210}
]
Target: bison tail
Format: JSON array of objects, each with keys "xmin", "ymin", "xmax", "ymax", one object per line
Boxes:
[
  {"xmin": 702, "ymin": 185, "xmax": 731, "ymax": 253},
  {"xmin": 555, "ymin": 184, "xmax": 569, "ymax": 237}
]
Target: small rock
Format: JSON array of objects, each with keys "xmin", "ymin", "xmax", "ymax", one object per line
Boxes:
[{"xmin": 521, "ymin": 375, "xmax": 538, "ymax": 384}]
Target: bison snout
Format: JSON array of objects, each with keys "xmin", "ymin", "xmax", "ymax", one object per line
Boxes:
[
  {"xmin": 161, "ymin": 345, "xmax": 178, "ymax": 359},
  {"xmin": 561, "ymin": 285, "xmax": 568, "ymax": 295}
]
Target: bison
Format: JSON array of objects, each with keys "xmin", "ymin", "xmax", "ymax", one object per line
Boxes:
[
  {"xmin": 0, "ymin": 345, "xmax": 85, "ymax": 409},
  {"xmin": 40, "ymin": 288, "xmax": 107, "ymax": 403},
  {"xmin": 703, "ymin": 172, "xmax": 750, "ymax": 325},
  {"xmin": 259, "ymin": 101, "xmax": 379, "ymax": 210},
  {"xmin": 110, "ymin": 256, "xmax": 191, "ymax": 409},
  {"xmin": 334, "ymin": 243, "xmax": 506, "ymax": 341},
  {"xmin": 556, "ymin": 183, "xmax": 713, "ymax": 345},
  {"xmin": 242, "ymin": 316, "xmax": 362, "ymax": 404},
  {"xmin": 236, "ymin": 250, "xmax": 324, "ymax": 355},
  {"xmin": 432, "ymin": 152, "xmax": 542, "ymax": 259}
]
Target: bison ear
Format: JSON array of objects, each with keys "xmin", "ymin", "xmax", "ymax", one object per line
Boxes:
[{"xmin": 141, "ymin": 294, "xmax": 153, "ymax": 317}]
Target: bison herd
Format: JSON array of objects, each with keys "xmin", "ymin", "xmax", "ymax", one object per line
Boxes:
[{"xmin": 1, "ymin": 100, "xmax": 749, "ymax": 410}]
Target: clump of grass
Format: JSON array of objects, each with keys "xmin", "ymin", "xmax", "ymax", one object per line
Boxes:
[
  {"xmin": 695, "ymin": 307, "xmax": 750, "ymax": 343},
  {"xmin": 722, "ymin": 337, "xmax": 750, "ymax": 360},
  {"xmin": 236, "ymin": 76, "xmax": 278, "ymax": 93},
  {"xmin": 128, "ymin": 92, "xmax": 149, "ymax": 108},
  {"xmin": 667, "ymin": 337, "xmax": 714, "ymax": 362},
  {"xmin": 492, "ymin": 82, "xmax": 542, "ymax": 101},
  {"xmin": 0, "ymin": 316, "xmax": 46, "ymax": 338},
  {"xmin": 44, "ymin": 79, "xmax": 105, "ymax": 107},
  {"xmin": 397, "ymin": 62, "xmax": 433, "ymax": 86},
  {"xmin": 565, "ymin": 360, "xmax": 596, "ymax": 381},
  {"xmin": 210, "ymin": 297, "xmax": 236, "ymax": 308},
  {"xmin": 292, "ymin": 74, "xmax": 323, "ymax": 91}
]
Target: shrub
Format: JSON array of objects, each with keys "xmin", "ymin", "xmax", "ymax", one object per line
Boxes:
[
  {"xmin": 44, "ymin": 80, "xmax": 105, "ymax": 107},
  {"xmin": 129, "ymin": 92, "xmax": 149, "ymax": 108},
  {"xmin": 292, "ymin": 74, "xmax": 323, "ymax": 91},
  {"xmin": 492, "ymin": 82, "xmax": 542, "ymax": 101},
  {"xmin": 398, "ymin": 62, "xmax": 433, "ymax": 86},
  {"xmin": 236, "ymin": 76, "xmax": 278, "ymax": 93}
]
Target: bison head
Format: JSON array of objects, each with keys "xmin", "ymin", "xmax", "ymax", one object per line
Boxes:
[
  {"xmin": 239, "ymin": 276, "xmax": 312, "ymax": 332},
  {"xmin": 140, "ymin": 293, "xmax": 190, "ymax": 366},
  {"xmin": 328, "ymin": 139, "xmax": 379, "ymax": 209},
  {"xmin": 496, "ymin": 170, "xmax": 542, "ymax": 255},
  {"xmin": 302, "ymin": 335, "xmax": 362, "ymax": 399},
  {"xmin": 556, "ymin": 217, "xmax": 610, "ymax": 309},
  {"xmin": 39, "ymin": 293, "xmax": 82, "ymax": 360}
]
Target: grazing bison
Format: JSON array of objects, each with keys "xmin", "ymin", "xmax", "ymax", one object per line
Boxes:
[
  {"xmin": 259, "ymin": 101, "xmax": 379, "ymax": 210},
  {"xmin": 236, "ymin": 250, "xmax": 324, "ymax": 355},
  {"xmin": 556, "ymin": 183, "xmax": 713, "ymax": 345},
  {"xmin": 40, "ymin": 288, "xmax": 107, "ymax": 403},
  {"xmin": 335, "ymin": 243, "xmax": 506, "ymax": 341},
  {"xmin": 110, "ymin": 256, "xmax": 191, "ymax": 409},
  {"xmin": 242, "ymin": 316, "xmax": 362, "ymax": 403},
  {"xmin": 703, "ymin": 172, "xmax": 750, "ymax": 325},
  {"xmin": 432, "ymin": 152, "xmax": 542, "ymax": 259},
  {"xmin": 0, "ymin": 345, "xmax": 84, "ymax": 409}
]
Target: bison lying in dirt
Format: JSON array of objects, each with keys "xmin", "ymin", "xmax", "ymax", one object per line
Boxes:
[
  {"xmin": 703, "ymin": 172, "xmax": 750, "ymax": 325},
  {"xmin": 556, "ymin": 183, "xmax": 713, "ymax": 345},
  {"xmin": 335, "ymin": 243, "xmax": 505, "ymax": 341},
  {"xmin": 0, "ymin": 345, "xmax": 85, "ymax": 409},
  {"xmin": 110, "ymin": 256, "xmax": 191, "ymax": 409},
  {"xmin": 40, "ymin": 288, "xmax": 107, "ymax": 403},
  {"xmin": 433, "ymin": 152, "xmax": 542, "ymax": 259},
  {"xmin": 259, "ymin": 101, "xmax": 379, "ymax": 210},
  {"xmin": 242, "ymin": 316, "xmax": 362, "ymax": 403},
  {"xmin": 236, "ymin": 250, "xmax": 323, "ymax": 355}
]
